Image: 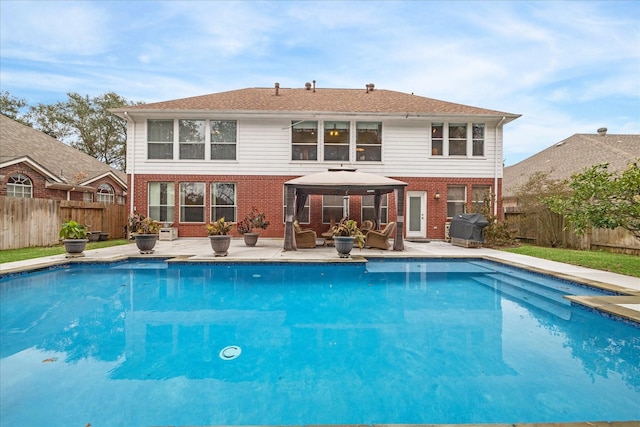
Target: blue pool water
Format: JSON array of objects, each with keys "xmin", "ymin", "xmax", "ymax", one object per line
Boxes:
[{"xmin": 1, "ymin": 258, "xmax": 639, "ymax": 426}]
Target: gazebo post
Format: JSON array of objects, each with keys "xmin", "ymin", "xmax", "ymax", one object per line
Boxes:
[
  {"xmin": 284, "ymin": 185, "xmax": 296, "ymax": 251},
  {"xmin": 393, "ymin": 186, "xmax": 405, "ymax": 251}
]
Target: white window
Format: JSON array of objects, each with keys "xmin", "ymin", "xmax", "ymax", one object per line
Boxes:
[
  {"xmin": 147, "ymin": 119, "xmax": 174, "ymax": 159},
  {"xmin": 179, "ymin": 119, "xmax": 205, "ymax": 160},
  {"xmin": 149, "ymin": 182, "xmax": 175, "ymax": 222},
  {"xmin": 324, "ymin": 121, "xmax": 350, "ymax": 161},
  {"xmin": 473, "ymin": 123, "xmax": 485, "ymax": 156},
  {"xmin": 97, "ymin": 183, "xmax": 115, "ymax": 204},
  {"xmin": 322, "ymin": 195, "xmax": 345, "ymax": 223},
  {"xmin": 211, "ymin": 120, "xmax": 237, "ymax": 160},
  {"xmin": 7, "ymin": 173, "xmax": 32, "ymax": 198},
  {"xmin": 356, "ymin": 122, "xmax": 382, "ymax": 161},
  {"xmin": 362, "ymin": 194, "xmax": 388, "ymax": 224},
  {"xmin": 447, "ymin": 185, "xmax": 466, "ymax": 217},
  {"xmin": 449, "ymin": 124, "xmax": 467, "ymax": 156},
  {"xmin": 292, "ymin": 121, "xmax": 318, "ymax": 161},
  {"xmin": 211, "ymin": 183, "xmax": 236, "ymax": 222},
  {"xmin": 83, "ymin": 192, "xmax": 94, "ymax": 202},
  {"xmin": 179, "ymin": 182, "xmax": 205, "ymax": 223},
  {"xmin": 431, "ymin": 124, "xmax": 443, "ymax": 156}
]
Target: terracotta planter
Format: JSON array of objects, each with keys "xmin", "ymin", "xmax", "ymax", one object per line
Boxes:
[
  {"xmin": 333, "ymin": 236, "xmax": 355, "ymax": 258},
  {"xmin": 134, "ymin": 234, "xmax": 158, "ymax": 254},
  {"xmin": 209, "ymin": 235, "xmax": 232, "ymax": 257},
  {"xmin": 243, "ymin": 232, "xmax": 259, "ymax": 246},
  {"xmin": 63, "ymin": 239, "xmax": 88, "ymax": 258}
]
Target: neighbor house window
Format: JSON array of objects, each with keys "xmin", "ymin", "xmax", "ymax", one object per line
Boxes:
[
  {"xmin": 83, "ymin": 192, "xmax": 94, "ymax": 202},
  {"xmin": 179, "ymin": 119, "xmax": 205, "ymax": 160},
  {"xmin": 324, "ymin": 121, "xmax": 350, "ymax": 161},
  {"xmin": 292, "ymin": 121, "xmax": 318, "ymax": 160},
  {"xmin": 322, "ymin": 195, "xmax": 345, "ymax": 223},
  {"xmin": 449, "ymin": 124, "xmax": 467, "ymax": 156},
  {"xmin": 211, "ymin": 183, "xmax": 236, "ymax": 222},
  {"xmin": 96, "ymin": 183, "xmax": 115, "ymax": 204},
  {"xmin": 7, "ymin": 173, "xmax": 32, "ymax": 198},
  {"xmin": 356, "ymin": 122, "xmax": 382, "ymax": 161},
  {"xmin": 362, "ymin": 194, "xmax": 388, "ymax": 224},
  {"xmin": 211, "ymin": 120, "xmax": 237, "ymax": 160},
  {"xmin": 147, "ymin": 119, "xmax": 174, "ymax": 159},
  {"xmin": 284, "ymin": 189, "xmax": 310, "ymax": 223},
  {"xmin": 472, "ymin": 185, "xmax": 491, "ymax": 211},
  {"xmin": 179, "ymin": 182, "xmax": 205, "ymax": 222},
  {"xmin": 149, "ymin": 182, "xmax": 175, "ymax": 223},
  {"xmin": 447, "ymin": 185, "xmax": 466, "ymax": 217},
  {"xmin": 431, "ymin": 123, "xmax": 443, "ymax": 156}
]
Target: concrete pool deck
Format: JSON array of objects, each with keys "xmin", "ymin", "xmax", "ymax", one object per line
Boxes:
[{"xmin": 2, "ymin": 238, "xmax": 639, "ymax": 323}]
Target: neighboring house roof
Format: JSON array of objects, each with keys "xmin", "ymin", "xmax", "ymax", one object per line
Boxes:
[
  {"xmin": 112, "ymin": 85, "xmax": 519, "ymax": 121},
  {"xmin": 503, "ymin": 132, "xmax": 640, "ymax": 198},
  {"xmin": 0, "ymin": 114, "xmax": 127, "ymax": 189}
]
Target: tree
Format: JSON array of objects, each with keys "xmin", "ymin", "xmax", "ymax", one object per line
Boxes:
[
  {"xmin": 0, "ymin": 91, "xmax": 30, "ymax": 126},
  {"xmin": 545, "ymin": 162, "xmax": 640, "ymax": 240},
  {"xmin": 25, "ymin": 92, "xmax": 139, "ymax": 171}
]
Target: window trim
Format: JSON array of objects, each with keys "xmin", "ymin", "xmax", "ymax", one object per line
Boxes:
[
  {"xmin": 179, "ymin": 182, "xmax": 206, "ymax": 223},
  {"xmin": 96, "ymin": 183, "xmax": 115, "ymax": 204},
  {"xmin": 7, "ymin": 173, "xmax": 33, "ymax": 198},
  {"xmin": 210, "ymin": 182, "xmax": 237, "ymax": 222}
]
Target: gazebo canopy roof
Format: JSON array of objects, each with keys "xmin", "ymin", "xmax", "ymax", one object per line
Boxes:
[{"xmin": 285, "ymin": 169, "xmax": 407, "ymax": 195}]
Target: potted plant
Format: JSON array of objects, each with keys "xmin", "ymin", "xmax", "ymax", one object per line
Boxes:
[
  {"xmin": 59, "ymin": 220, "xmax": 89, "ymax": 257},
  {"xmin": 236, "ymin": 207, "xmax": 270, "ymax": 246},
  {"xmin": 128, "ymin": 212, "xmax": 161, "ymax": 254},
  {"xmin": 332, "ymin": 218, "xmax": 365, "ymax": 258},
  {"xmin": 206, "ymin": 217, "xmax": 234, "ymax": 256}
]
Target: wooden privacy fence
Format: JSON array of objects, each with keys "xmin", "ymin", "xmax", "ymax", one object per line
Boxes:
[{"xmin": 0, "ymin": 196, "xmax": 128, "ymax": 250}]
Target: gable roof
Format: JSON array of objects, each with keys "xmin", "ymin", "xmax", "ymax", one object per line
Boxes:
[
  {"xmin": 503, "ymin": 132, "xmax": 640, "ymax": 198},
  {"xmin": 112, "ymin": 86, "xmax": 519, "ymax": 121},
  {"xmin": 0, "ymin": 114, "xmax": 127, "ymax": 189}
]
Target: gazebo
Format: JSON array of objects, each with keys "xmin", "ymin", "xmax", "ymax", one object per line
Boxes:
[{"xmin": 283, "ymin": 169, "xmax": 408, "ymax": 251}]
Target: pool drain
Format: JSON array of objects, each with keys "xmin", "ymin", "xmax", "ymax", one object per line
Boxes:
[{"xmin": 219, "ymin": 345, "xmax": 241, "ymax": 360}]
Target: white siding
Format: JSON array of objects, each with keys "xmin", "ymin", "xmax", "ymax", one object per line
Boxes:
[{"xmin": 127, "ymin": 116, "xmax": 505, "ymax": 178}]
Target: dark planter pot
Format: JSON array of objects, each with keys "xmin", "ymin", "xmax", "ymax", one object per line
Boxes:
[
  {"xmin": 63, "ymin": 239, "xmax": 88, "ymax": 257},
  {"xmin": 134, "ymin": 234, "xmax": 158, "ymax": 254},
  {"xmin": 333, "ymin": 236, "xmax": 355, "ymax": 258},
  {"xmin": 243, "ymin": 232, "xmax": 259, "ymax": 247},
  {"xmin": 209, "ymin": 235, "xmax": 232, "ymax": 257},
  {"xmin": 87, "ymin": 232, "xmax": 101, "ymax": 242}
]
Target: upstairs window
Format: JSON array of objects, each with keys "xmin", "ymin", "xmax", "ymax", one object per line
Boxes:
[
  {"xmin": 292, "ymin": 121, "xmax": 318, "ymax": 161},
  {"xmin": 472, "ymin": 123, "xmax": 485, "ymax": 156},
  {"xmin": 211, "ymin": 120, "xmax": 237, "ymax": 160},
  {"xmin": 356, "ymin": 122, "xmax": 382, "ymax": 161},
  {"xmin": 96, "ymin": 183, "xmax": 115, "ymax": 204},
  {"xmin": 447, "ymin": 185, "xmax": 466, "ymax": 217},
  {"xmin": 431, "ymin": 124, "xmax": 443, "ymax": 156},
  {"xmin": 179, "ymin": 119, "xmax": 205, "ymax": 160},
  {"xmin": 8, "ymin": 173, "xmax": 32, "ymax": 198},
  {"xmin": 147, "ymin": 119, "xmax": 174, "ymax": 159},
  {"xmin": 449, "ymin": 124, "xmax": 467, "ymax": 156},
  {"xmin": 324, "ymin": 121, "xmax": 350, "ymax": 161}
]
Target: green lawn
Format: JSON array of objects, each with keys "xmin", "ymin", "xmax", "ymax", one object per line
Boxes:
[
  {"xmin": 502, "ymin": 244, "xmax": 640, "ymax": 278},
  {"xmin": 0, "ymin": 240, "xmax": 131, "ymax": 264}
]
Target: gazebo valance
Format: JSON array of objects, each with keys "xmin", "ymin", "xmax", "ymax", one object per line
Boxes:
[{"xmin": 283, "ymin": 169, "xmax": 407, "ymax": 251}]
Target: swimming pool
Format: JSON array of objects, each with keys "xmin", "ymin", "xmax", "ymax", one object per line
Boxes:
[{"xmin": 1, "ymin": 258, "xmax": 638, "ymax": 426}]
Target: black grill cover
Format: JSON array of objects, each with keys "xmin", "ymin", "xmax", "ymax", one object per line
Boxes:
[{"xmin": 449, "ymin": 213, "xmax": 489, "ymax": 242}]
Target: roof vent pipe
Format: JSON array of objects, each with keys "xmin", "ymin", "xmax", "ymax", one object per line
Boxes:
[
  {"xmin": 597, "ymin": 127, "xmax": 607, "ymax": 136},
  {"xmin": 312, "ymin": 80, "xmax": 316, "ymax": 93},
  {"xmin": 275, "ymin": 82, "xmax": 280, "ymax": 96},
  {"xmin": 305, "ymin": 82, "xmax": 312, "ymax": 90},
  {"xmin": 366, "ymin": 83, "xmax": 375, "ymax": 93}
]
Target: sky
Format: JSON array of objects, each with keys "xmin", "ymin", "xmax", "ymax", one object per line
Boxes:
[{"xmin": 1, "ymin": 0, "xmax": 638, "ymax": 166}]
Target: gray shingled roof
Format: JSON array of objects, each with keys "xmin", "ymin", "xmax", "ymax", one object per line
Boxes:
[
  {"xmin": 503, "ymin": 133, "xmax": 640, "ymax": 198},
  {"xmin": 0, "ymin": 114, "xmax": 126, "ymax": 186},
  {"xmin": 113, "ymin": 86, "xmax": 519, "ymax": 118}
]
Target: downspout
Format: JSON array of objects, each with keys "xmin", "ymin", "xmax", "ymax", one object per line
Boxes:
[
  {"xmin": 494, "ymin": 116, "xmax": 506, "ymax": 217},
  {"xmin": 124, "ymin": 112, "xmax": 136, "ymax": 214}
]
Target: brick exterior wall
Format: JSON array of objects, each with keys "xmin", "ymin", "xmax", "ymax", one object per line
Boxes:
[{"xmin": 129, "ymin": 173, "xmax": 502, "ymax": 240}]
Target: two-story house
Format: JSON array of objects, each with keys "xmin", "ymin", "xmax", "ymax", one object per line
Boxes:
[{"xmin": 112, "ymin": 83, "xmax": 519, "ymax": 246}]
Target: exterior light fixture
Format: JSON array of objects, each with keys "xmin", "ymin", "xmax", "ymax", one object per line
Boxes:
[{"xmin": 434, "ymin": 191, "xmax": 440, "ymax": 200}]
